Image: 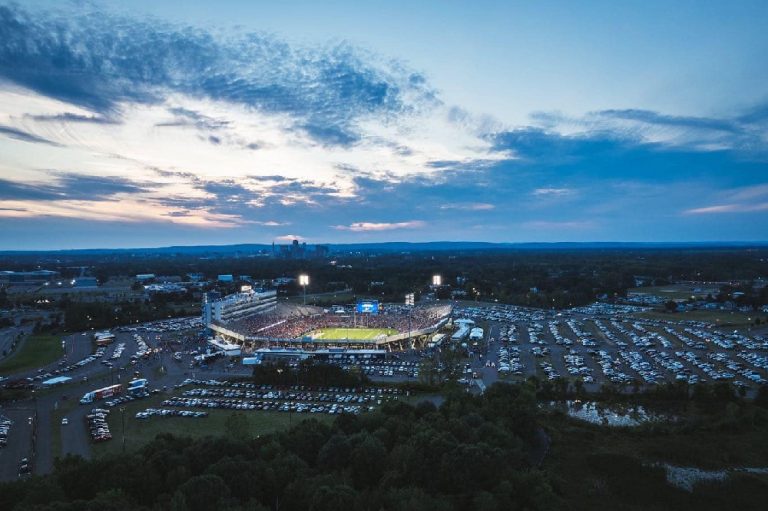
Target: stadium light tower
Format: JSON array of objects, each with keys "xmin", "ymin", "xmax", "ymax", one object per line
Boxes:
[
  {"xmin": 432, "ymin": 275, "xmax": 442, "ymax": 287},
  {"xmin": 405, "ymin": 293, "xmax": 415, "ymax": 348},
  {"xmin": 299, "ymin": 274, "xmax": 309, "ymax": 305}
]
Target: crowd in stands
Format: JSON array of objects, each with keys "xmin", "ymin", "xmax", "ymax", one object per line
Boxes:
[{"xmin": 223, "ymin": 303, "xmax": 452, "ymax": 340}]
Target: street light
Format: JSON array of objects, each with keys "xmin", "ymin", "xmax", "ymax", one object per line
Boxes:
[
  {"xmin": 276, "ymin": 368, "xmax": 292, "ymax": 426},
  {"xmin": 120, "ymin": 407, "xmax": 126, "ymax": 453},
  {"xmin": 299, "ymin": 274, "xmax": 309, "ymax": 305}
]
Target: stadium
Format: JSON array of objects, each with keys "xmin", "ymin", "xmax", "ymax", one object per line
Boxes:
[{"xmin": 206, "ymin": 292, "xmax": 452, "ymax": 351}]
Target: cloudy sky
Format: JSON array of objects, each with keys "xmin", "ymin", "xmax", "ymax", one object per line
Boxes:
[{"xmin": 1, "ymin": 0, "xmax": 767, "ymax": 249}]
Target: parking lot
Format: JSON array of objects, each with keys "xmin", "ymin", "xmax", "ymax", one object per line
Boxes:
[
  {"xmin": 458, "ymin": 304, "xmax": 768, "ymax": 392},
  {"xmin": 133, "ymin": 379, "xmax": 402, "ymax": 420}
]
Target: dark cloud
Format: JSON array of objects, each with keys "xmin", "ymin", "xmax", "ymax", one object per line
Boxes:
[
  {"xmin": 27, "ymin": 112, "xmax": 120, "ymax": 124},
  {"xmin": 0, "ymin": 173, "xmax": 151, "ymax": 201},
  {"xmin": 248, "ymin": 175, "xmax": 290, "ymax": 182},
  {"xmin": 0, "ymin": 124, "xmax": 61, "ymax": 146},
  {"xmin": 0, "ymin": 178, "xmax": 63, "ymax": 200},
  {"xmin": 158, "ymin": 107, "xmax": 231, "ymax": 132},
  {"xmin": 50, "ymin": 173, "xmax": 152, "ymax": 198},
  {"xmin": 0, "ymin": 4, "xmax": 435, "ymax": 145},
  {"xmin": 200, "ymin": 180, "xmax": 254, "ymax": 199}
]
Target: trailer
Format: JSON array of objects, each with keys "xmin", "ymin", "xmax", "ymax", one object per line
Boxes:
[
  {"xmin": 80, "ymin": 384, "xmax": 122, "ymax": 404},
  {"xmin": 94, "ymin": 331, "xmax": 116, "ymax": 346}
]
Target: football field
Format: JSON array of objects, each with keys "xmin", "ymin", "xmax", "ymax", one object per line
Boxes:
[{"xmin": 309, "ymin": 327, "xmax": 397, "ymax": 340}]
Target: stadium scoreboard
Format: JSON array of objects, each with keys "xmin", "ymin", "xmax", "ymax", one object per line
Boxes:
[{"xmin": 356, "ymin": 300, "xmax": 379, "ymax": 314}]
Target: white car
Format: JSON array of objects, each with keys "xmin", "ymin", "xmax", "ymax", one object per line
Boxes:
[{"xmin": 61, "ymin": 418, "xmax": 69, "ymax": 426}]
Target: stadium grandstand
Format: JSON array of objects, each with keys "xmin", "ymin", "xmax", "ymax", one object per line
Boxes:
[
  {"xmin": 202, "ymin": 287, "xmax": 277, "ymax": 325},
  {"xmin": 207, "ymin": 300, "xmax": 452, "ymax": 351}
]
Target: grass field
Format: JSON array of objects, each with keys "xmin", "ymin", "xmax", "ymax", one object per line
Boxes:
[
  {"xmin": 308, "ymin": 327, "xmax": 397, "ymax": 340},
  {"xmin": 0, "ymin": 334, "xmax": 63, "ymax": 374},
  {"xmin": 92, "ymin": 393, "xmax": 332, "ymax": 457},
  {"xmin": 635, "ymin": 310, "xmax": 768, "ymax": 329},
  {"xmin": 628, "ymin": 284, "xmax": 721, "ymax": 300}
]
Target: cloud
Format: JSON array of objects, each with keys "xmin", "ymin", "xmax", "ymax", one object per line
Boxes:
[
  {"xmin": 334, "ymin": 220, "xmax": 426, "ymax": 231},
  {"xmin": 684, "ymin": 184, "xmax": 768, "ymax": 215},
  {"xmin": 0, "ymin": 3, "xmax": 436, "ymax": 146},
  {"xmin": 439, "ymin": 203, "xmax": 495, "ymax": 211},
  {"xmin": 684, "ymin": 203, "xmax": 768, "ymax": 214},
  {"xmin": 529, "ymin": 106, "xmax": 768, "ymax": 154},
  {"xmin": 0, "ymin": 198, "xmax": 244, "ymax": 227},
  {"xmin": 531, "ymin": 188, "xmax": 574, "ymax": 197},
  {"xmin": 0, "ymin": 173, "xmax": 150, "ymax": 201},
  {"xmin": 0, "ymin": 124, "xmax": 61, "ymax": 146},
  {"xmin": 26, "ymin": 112, "xmax": 119, "ymax": 124}
]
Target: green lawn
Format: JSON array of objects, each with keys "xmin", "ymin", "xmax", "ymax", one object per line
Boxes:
[
  {"xmin": 628, "ymin": 284, "xmax": 720, "ymax": 300},
  {"xmin": 92, "ymin": 393, "xmax": 332, "ymax": 456},
  {"xmin": 309, "ymin": 327, "xmax": 397, "ymax": 340},
  {"xmin": 635, "ymin": 310, "xmax": 767, "ymax": 329},
  {"xmin": 0, "ymin": 334, "xmax": 63, "ymax": 374}
]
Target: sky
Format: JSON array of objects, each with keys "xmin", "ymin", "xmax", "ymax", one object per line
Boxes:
[{"xmin": 0, "ymin": 0, "xmax": 767, "ymax": 249}]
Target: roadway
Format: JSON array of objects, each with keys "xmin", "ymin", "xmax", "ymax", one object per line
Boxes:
[{"xmin": 0, "ymin": 324, "xmax": 214, "ymax": 480}]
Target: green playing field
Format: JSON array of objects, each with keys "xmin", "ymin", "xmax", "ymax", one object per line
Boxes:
[{"xmin": 308, "ymin": 327, "xmax": 397, "ymax": 340}]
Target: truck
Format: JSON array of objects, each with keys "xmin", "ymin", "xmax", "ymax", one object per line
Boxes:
[
  {"xmin": 127, "ymin": 378, "xmax": 148, "ymax": 391},
  {"xmin": 127, "ymin": 378, "xmax": 149, "ymax": 396},
  {"xmin": 80, "ymin": 384, "xmax": 122, "ymax": 404}
]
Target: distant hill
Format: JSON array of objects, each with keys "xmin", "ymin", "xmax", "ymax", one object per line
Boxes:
[{"xmin": 1, "ymin": 240, "xmax": 767, "ymax": 256}]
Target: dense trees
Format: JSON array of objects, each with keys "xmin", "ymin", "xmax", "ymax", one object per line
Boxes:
[
  {"xmin": 0, "ymin": 383, "xmax": 556, "ymax": 511},
  {"xmin": 3, "ymin": 247, "xmax": 767, "ymax": 311}
]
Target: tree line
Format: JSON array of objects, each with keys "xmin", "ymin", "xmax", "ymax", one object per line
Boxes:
[{"xmin": 0, "ymin": 383, "xmax": 555, "ymax": 511}]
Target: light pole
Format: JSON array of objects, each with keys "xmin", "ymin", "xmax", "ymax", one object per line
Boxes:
[
  {"xmin": 120, "ymin": 406, "xmax": 126, "ymax": 453},
  {"xmin": 276, "ymin": 368, "xmax": 292, "ymax": 426},
  {"xmin": 299, "ymin": 275, "xmax": 309, "ymax": 305},
  {"xmin": 405, "ymin": 293, "xmax": 415, "ymax": 349}
]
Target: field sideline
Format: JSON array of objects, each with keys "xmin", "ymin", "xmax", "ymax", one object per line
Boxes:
[{"xmin": 309, "ymin": 327, "xmax": 397, "ymax": 340}]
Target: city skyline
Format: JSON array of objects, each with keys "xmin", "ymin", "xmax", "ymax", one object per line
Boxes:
[{"xmin": 1, "ymin": 0, "xmax": 767, "ymax": 249}]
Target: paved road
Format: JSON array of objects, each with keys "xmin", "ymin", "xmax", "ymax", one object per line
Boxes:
[
  {"xmin": 0, "ymin": 327, "xmax": 179, "ymax": 479},
  {"xmin": 0, "ymin": 405, "xmax": 34, "ymax": 481}
]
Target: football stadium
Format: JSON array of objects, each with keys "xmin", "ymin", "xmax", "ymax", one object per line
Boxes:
[{"xmin": 205, "ymin": 289, "xmax": 452, "ymax": 350}]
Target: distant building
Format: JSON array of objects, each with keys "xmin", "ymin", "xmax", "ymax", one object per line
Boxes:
[
  {"xmin": 273, "ymin": 238, "xmax": 309, "ymax": 259},
  {"xmin": 187, "ymin": 272, "xmax": 205, "ymax": 282},
  {"xmin": 73, "ymin": 277, "xmax": 98, "ymax": 288},
  {"xmin": 202, "ymin": 288, "xmax": 277, "ymax": 325},
  {"xmin": 144, "ymin": 283, "xmax": 186, "ymax": 294},
  {"xmin": 135, "ymin": 274, "xmax": 155, "ymax": 282},
  {"xmin": 156, "ymin": 275, "xmax": 182, "ymax": 283},
  {"xmin": 0, "ymin": 270, "xmax": 59, "ymax": 285},
  {"xmin": 217, "ymin": 274, "xmax": 234, "ymax": 282},
  {"xmin": 272, "ymin": 277, "xmax": 295, "ymax": 287}
]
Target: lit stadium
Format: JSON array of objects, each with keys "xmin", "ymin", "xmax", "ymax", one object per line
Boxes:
[{"xmin": 206, "ymin": 291, "xmax": 452, "ymax": 350}]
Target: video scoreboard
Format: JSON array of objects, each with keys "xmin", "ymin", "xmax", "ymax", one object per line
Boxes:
[{"xmin": 356, "ymin": 300, "xmax": 379, "ymax": 314}]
